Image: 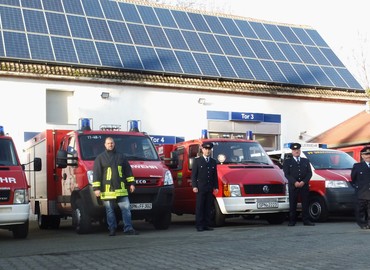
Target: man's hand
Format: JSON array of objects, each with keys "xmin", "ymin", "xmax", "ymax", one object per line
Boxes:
[
  {"xmin": 213, "ymin": 189, "xmax": 219, "ymax": 195},
  {"xmin": 193, "ymin": 187, "xmax": 198, "ymax": 193},
  {"xmin": 94, "ymin": 190, "xmax": 100, "ymax": 197},
  {"xmin": 130, "ymin": 185, "xmax": 135, "ymax": 193}
]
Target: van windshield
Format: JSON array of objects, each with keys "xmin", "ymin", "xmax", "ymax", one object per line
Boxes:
[
  {"xmin": 78, "ymin": 134, "xmax": 160, "ymax": 161},
  {"xmin": 0, "ymin": 139, "xmax": 18, "ymax": 166},
  {"xmin": 212, "ymin": 141, "xmax": 272, "ymax": 165},
  {"xmin": 303, "ymin": 150, "xmax": 356, "ymax": 170}
]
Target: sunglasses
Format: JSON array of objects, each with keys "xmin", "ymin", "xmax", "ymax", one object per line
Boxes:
[{"xmin": 362, "ymin": 152, "xmax": 370, "ymax": 155}]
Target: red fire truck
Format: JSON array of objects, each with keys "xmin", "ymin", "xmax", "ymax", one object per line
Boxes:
[
  {"xmin": 0, "ymin": 126, "xmax": 41, "ymax": 238},
  {"xmin": 24, "ymin": 119, "xmax": 174, "ymax": 234},
  {"xmin": 157, "ymin": 131, "xmax": 289, "ymax": 226}
]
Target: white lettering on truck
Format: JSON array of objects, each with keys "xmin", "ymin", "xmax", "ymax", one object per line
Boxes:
[{"xmin": 0, "ymin": 177, "xmax": 16, "ymax": 183}]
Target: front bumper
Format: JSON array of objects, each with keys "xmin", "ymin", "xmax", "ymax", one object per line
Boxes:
[{"xmin": 216, "ymin": 196, "xmax": 289, "ymax": 215}]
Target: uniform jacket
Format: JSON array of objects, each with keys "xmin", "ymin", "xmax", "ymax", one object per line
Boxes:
[
  {"xmin": 283, "ymin": 156, "xmax": 312, "ymax": 188},
  {"xmin": 92, "ymin": 149, "xmax": 135, "ymax": 200},
  {"xmin": 351, "ymin": 162, "xmax": 370, "ymax": 200},
  {"xmin": 191, "ymin": 156, "xmax": 218, "ymax": 192}
]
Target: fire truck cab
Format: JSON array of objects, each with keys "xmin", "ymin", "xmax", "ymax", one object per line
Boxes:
[
  {"xmin": 0, "ymin": 126, "xmax": 41, "ymax": 238},
  {"xmin": 267, "ymin": 143, "xmax": 356, "ymax": 222},
  {"xmin": 24, "ymin": 119, "xmax": 174, "ymax": 234},
  {"xmin": 157, "ymin": 131, "xmax": 289, "ymax": 226}
]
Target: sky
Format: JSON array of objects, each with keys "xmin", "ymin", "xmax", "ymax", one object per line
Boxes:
[{"xmin": 159, "ymin": 0, "xmax": 370, "ymax": 89}]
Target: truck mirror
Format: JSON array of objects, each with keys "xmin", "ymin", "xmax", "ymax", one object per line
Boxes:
[
  {"xmin": 56, "ymin": 150, "xmax": 68, "ymax": 168},
  {"xmin": 33, "ymin": 157, "xmax": 42, "ymax": 171}
]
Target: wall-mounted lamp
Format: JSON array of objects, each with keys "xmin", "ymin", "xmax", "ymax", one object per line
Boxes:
[
  {"xmin": 101, "ymin": 92, "xmax": 110, "ymax": 99},
  {"xmin": 198, "ymin": 98, "xmax": 206, "ymax": 105}
]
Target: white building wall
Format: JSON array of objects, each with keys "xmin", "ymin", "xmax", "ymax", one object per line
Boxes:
[{"xmin": 0, "ymin": 77, "xmax": 364, "ymax": 152}]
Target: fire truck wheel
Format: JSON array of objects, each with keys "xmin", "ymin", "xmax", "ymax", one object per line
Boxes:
[
  {"xmin": 37, "ymin": 211, "xmax": 49, "ymax": 230},
  {"xmin": 152, "ymin": 210, "xmax": 171, "ymax": 230},
  {"xmin": 309, "ymin": 195, "xmax": 328, "ymax": 222},
  {"xmin": 12, "ymin": 220, "xmax": 29, "ymax": 239},
  {"xmin": 72, "ymin": 199, "xmax": 92, "ymax": 234},
  {"xmin": 211, "ymin": 199, "xmax": 225, "ymax": 227},
  {"xmin": 265, "ymin": 212, "xmax": 287, "ymax": 224}
]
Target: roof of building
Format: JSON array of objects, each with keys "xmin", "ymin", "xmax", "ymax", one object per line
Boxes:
[
  {"xmin": 0, "ymin": 0, "xmax": 365, "ymax": 93},
  {"xmin": 308, "ymin": 110, "xmax": 370, "ymax": 147}
]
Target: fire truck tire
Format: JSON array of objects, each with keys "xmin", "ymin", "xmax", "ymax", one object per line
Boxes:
[
  {"xmin": 49, "ymin": 216, "xmax": 61, "ymax": 229},
  {"xmin": 212, "ymin": 199, "xmax": 225, "ymax": 227},
  {"xmin": 12, "ymin": 220, "xmax": 29, "ymax": 239},
  {"xmin": 265, "ymin": 212, "xmax": 287, "ymax": 224},
  {"xmin": 37, "ymin": 212, "xmax": 49, "ymax": 230},
  {"xmin": 152, "ymin": 210, "xmax": 171, "ymax": 230},
  {"xmin": 73, "ymin": 199, "xmax": 92, "ymax": 234},
  {"xmin": 309, "ymin": 195, "xmax": 328, "ymax": 222}
]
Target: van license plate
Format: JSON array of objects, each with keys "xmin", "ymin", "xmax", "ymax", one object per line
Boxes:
[
  {"xmin": 131, "ymin": 203, "xmax": 152, "ymax": 210},
  {"xmin": 257, "ymin": 199, "xmax": 278, "ymax": 209}
]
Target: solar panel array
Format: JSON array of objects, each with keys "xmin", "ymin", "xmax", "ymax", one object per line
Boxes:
[{"xmin": 0, "ymin": 0, "xmax": 363, "ymax": 90}]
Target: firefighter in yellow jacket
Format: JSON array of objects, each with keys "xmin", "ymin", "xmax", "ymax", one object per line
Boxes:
[{"xmin": 93, "ymin": 137, "xmax": 138, "ymax": 236}]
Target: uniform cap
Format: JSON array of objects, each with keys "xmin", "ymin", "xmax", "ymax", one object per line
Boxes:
[
  {"xmin": 202, "ymin": 142, "xmax": 214, "ymax": 149},
  {"xmin": 290, "ymin": 143, "xmax": 301, "ymax": 150},
  {"xmin": 360, "ymin": 146, "xmax": 370, "ymax": 154}
]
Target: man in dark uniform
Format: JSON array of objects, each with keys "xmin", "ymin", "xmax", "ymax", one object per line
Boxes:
[
  {"xmin": 192, "ymin": 142, "xmax": 219, "ymax": 231},
  {"xmin": 283, "ymin": 143, "xmax": 314, "ymax": 226},
  {"xmin": 351, "ymin": 146, "xmax": 370, "ymax": 229}
]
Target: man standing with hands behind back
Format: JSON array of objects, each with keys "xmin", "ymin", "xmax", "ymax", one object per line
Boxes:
[
  {"xmin": 283, "ymin": 143, "xmax": 314, "ymax": 226},
  {"xmin": 351, "ymin": 146, "xmax": 370, "ymax": 229},
  {"xmin": 192, "ymin": 142, "xmax": 219, "ymax": 232}
]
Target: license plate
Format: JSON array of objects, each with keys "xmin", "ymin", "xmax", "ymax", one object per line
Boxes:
[
  {"xmin": 130, "ymin": 203, "xmax": 152, "ymax": 210},
  {"xmin": 256, "ymin": 199, "xmax": 279, "ymax": 209}
]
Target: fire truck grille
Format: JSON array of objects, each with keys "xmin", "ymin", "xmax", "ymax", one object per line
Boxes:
[
  {"xmin": 244, "ymin": 184, "xmax": 284, "ymax": 195},
  {"xmin": 0, "ymin": 189, "xmax": 10, "ymax": 202}
]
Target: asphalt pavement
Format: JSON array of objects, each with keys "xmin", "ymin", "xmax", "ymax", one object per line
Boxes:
[{"xmin": 0, "ymin": 214, "xmax": 369, "ymax": 270}]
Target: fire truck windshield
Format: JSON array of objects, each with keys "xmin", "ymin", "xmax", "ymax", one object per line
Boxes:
[
  {"xmin": 303, "ymin": 150, "xmax": 356, "ymax": 170},
  {"xmin": 0, "ymin": 139, "xmax": 18, "ymax": 166},
  {"xmin": 211, "ymin": 141, "xmax": 272, "ymax": 165},
  {"xmin": 79, "ymin": 135, "xmax": 160, "ymax": 161}
]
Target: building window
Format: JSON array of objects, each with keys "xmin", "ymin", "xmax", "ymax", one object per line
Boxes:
[{"xmin": 46, "ymin": 90, "xmax": 74, "ymax": 124}]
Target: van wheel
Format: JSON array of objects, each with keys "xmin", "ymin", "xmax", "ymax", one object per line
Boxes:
[
  {"xmin": 309, "ymin": 195, "xmax": 328, "ymax": 222},
  {"xmin": 37, "ymin": 212, "xmax": 49, "ymax": 229},
  {"xmin": 12, "ymin": 220, "xmax": 29, "ymax": 239},
  {"xmin": 211, "ymin": 199, "xmax": 225, "ymax": 227},
  {"xmin": 72, "ymin": 199, "xmax": 92, "ymax": 234},
  {"xmin": 152, "ymin": 210, "xmax": 171, "ymax": 230}
]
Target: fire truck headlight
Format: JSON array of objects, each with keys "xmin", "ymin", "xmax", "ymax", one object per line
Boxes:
[
  {"xmin": 14, "ymin": 189, "xmax": 28, "ymax": 204},
  {"xmin": 87, "ymin": 170, "xmax": 94, "ymax": 184},
  {"xmin": 229, "ymin": 185, "xmax": 241, "ymax": 197},
  {"xmin": 164, "ymin": 170, "xmax": 173, "ymax": 185},
  {"xmin": 325, "ymin": 180, "xmax": 348, "ymax": 188}
]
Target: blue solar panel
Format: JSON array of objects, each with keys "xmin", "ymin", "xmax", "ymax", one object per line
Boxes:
[
  {"xmin": 138, "ymin": 5, "xmax": 160, "ymax": 26},
  {"xmin": 0, "ymin": 6, "xmax": 24, "ymax": 31},
  {"xmin": 74, "ymin": 40, "xmax": 100, "ymax": 65},
  {"xmin": 0, "ymin": 0, "xmax": 363, "ymax": 91},
  {"xmin": 21, "ymin": 0, "xmax": 42, "ymax": 9},
  {"xmin": 63, "ymin": 0, "xmax": 84, "ymax": 15},
  {"xmin": 46, "ymin": 13, "xmax": 70, "ymax": 36},
  {"xmin": 146, "ymin": 26, "xmax": 171, "ymax": 48},
  {"xmin": 28, "ymin": 34, "xmax": 54, "ymax": 61},
  {"xmin": 137, "ymin": 46, "xmax": 163, "ymax": 71},
  {"xmin": 42, "ymin": 0, "xmax": 64, "ymax": 12},
  {"xmin": 3, "ymin": 32, "xmax": 29, "ymax": 58},
  {"xmin": 82, "ymin": 0, "xmax": 104, "ymax": 18},
  {"xmin": 174, "ymin": 51, "xmax": 201, "ymax": 75},
  {"xmin": 117, "ymin": 44, "xmax": 143, "ymax": 70}
]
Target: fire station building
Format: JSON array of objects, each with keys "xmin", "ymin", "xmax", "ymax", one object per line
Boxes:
[{"xmin": 0, "ymin": 0, "xmax": 367, "ymax": 151}]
